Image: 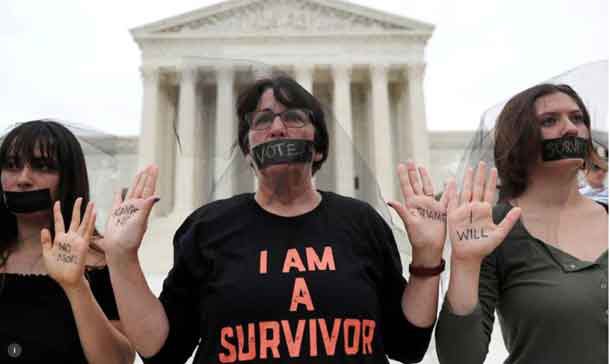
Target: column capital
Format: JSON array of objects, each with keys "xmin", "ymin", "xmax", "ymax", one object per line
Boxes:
[
  {"xmin": 369, "ymin": 63, "xmax": 390, "ymax": 79},
  {"xmin": 294, "ymin": 63, "xmax": 315, "ymax": 73},
  {"xmin": 177, "ymin": 65, "xmax": 199, "ymax": 83},
  {"xmin": 139, "ymin": 66, "xmax": 160, "ymax": 83},
  {"xmin": 404, "ymin": 62, "xmax": 426, "ymax": 81},
  {"xmin": 215, "ymin": 64, "xmax": 235, "ymax": 81},
  {"xmin": 331, "ymin": 64, "xmax": 353, "ymax": 79}
]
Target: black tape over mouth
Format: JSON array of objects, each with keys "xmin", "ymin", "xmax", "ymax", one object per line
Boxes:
[
  {"xmin": 3, "ymin": 189, "xmax": 53, "ymax": 213},
  {"xmin": 541, "ymin": 136, "xmax": 588, "ymax": 161},
  {"xmin": 251, "ymin": 139, "xmax": 314, "ymax": 170}
]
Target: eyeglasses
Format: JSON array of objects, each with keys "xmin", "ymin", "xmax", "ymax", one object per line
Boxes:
[
  {"xmin": 246, "ymin": 108, "xmax": 313, "ymax": 131},
  {"xmin": 591, "ymin": 164, "xmax": 607, "ymax": 172}
]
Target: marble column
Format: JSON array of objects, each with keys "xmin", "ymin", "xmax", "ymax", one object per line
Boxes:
[
  {"xmin": 370, "ymin": 64, "xmax": 395, "ymax": 201},
  {"xmin": 295, "ymin": 64, "xmax": 314, "ymax": 93},
  {"xmin": 174, "ymin": 65, "xmax": 200, "ymax": 214},
  {"xmin": 137, "ymin": 66, "xmax": 161, "ymax": 170},
  {"xmin": 214, "ymin": 65, "xmax": 235, "ymax": 199},
  {"xmin": 404, "ymin": 63, "xmax": 431, "ymax": 168},
  {"xmin": 332, "ymin": 64, "xmax": 355, "ymax": 197}
]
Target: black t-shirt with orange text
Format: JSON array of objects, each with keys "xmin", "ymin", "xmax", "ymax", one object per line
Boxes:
[{"xmin": 143, "ymin": 191, "xmax": 433, "ymax": 364}]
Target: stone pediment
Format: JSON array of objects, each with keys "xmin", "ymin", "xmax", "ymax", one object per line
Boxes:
[{"xmin": 132, "ymin": 0, "xmax": 433, "ymax": 37}]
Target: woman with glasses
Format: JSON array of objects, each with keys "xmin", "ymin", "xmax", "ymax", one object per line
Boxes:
[{"xmin": 102, "ymin": 75, "xmax": 450, "ymax": 363}]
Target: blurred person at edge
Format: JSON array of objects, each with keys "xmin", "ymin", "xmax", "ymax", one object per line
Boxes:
[
  {"xmin": 435, "ymin": 84, "xmax": 608, "ymax": 364},
  {"xmin": 101, "ymin": 75, "xmax": 454, "ymax": 363},
  {"xmin": 580, "ymin": 146, "xmax": 608, "ymax": 204},
  {"xmin": 0, "ymin": 120, "xmax": 134, "ymax": 363}
]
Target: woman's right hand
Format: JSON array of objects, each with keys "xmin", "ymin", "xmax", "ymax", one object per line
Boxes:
[
  {"xmin": 448, "ymin": 162, "xmax": 521, "ymax": 266},
  {"xmin": 100, "ymin": 165, "xmax": 159, "ymax": 260}
]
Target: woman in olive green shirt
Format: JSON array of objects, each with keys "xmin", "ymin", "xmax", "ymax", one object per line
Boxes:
[{"xmin": 435, "ymin": 84, "xmax": 608, "ymax": 364}]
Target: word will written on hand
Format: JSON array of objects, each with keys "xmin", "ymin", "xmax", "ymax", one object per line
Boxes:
[
  {"xmin": 112, "ymin": 204, "xmax": 139, "ymax": 226},
  {"xmin": 456, "ymin": 227, "xmax": 488, "ymax": 241}
]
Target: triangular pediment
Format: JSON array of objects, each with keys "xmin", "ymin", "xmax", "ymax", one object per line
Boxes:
[{"xmin": 132, "ymin": 0, "xmax": 433, "ymax": 37}]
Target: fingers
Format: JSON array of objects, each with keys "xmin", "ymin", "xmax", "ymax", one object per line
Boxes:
[
  {"xmin": 387, "ymin": 200, "xmax": 410, "ymax": 226},
  {"xmin": 53, "ymin": 201, "xmax": 65, "ymax": 234},
  {"xmin": 398, "ymin": 161, "xmax": 436, "ymax": 202},
  {"xmin": 460, "ymin": 167, "xmax": 474, "ymax": 205},
  {"xmin": 142, "ymin": 196, "xmax": 161, "ymax": 221},
  {"xmin": 132, "ymin": 173, "xmax": 148, "ymax": 199},
  {"xmin": 442, "ymin": 178, "xmax": 457, "ymax": 210},
  {"xmin": 483, "ymin": 168, "xmax": 498, "ymax": 204},
  {"xmin": 472, "ymin": 162, "xmax": 486, "ymax": 202},
  {"xmin": 126, "ymin": 170, "xmax": 144, "ymax": 199},
  {"xmin": 419, "ymin": 166, "xmax": 435, "ymax": 197},
  {"xmin": 40, "ymin": 228, "xmax": 53, "ymax": 254},
  {"xmin": 397, "ymin": 163, "xmax": 415, "ymax": 200},
  {"xmin": 78, "ymin": 201, "xmax": 95, "ymax": 236},
  {"xmin": 141, "ymin": 165, "xmax": 159, "ymax": 199},
  {"xmin": 496, "ymin": 207, "xmax": 521, "ymax": 238},
  {"xmin": 85, "ymin": 211, "xmax": 96, "ymax": 243},
  {"xmin": 406, "ymin": 161, "xmax": 423, "ymax": 195},
  {"xmin": 68, "ymin": 198, "xmax": 83, "ymax": 232}
]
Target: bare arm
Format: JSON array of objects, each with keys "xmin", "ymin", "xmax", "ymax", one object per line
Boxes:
[
  {"xmin": 41, "ymin": 199, "xmax": 134, "ymax": 363},
  {"xmin": 445, "ymin": 163, "xmax": 520, "ymax": 314},
  {"xmin": 63, "ymin": 279, "xmax": 135, "ymax": 364},
  {"xmin": 401, "ymin": 252, "xmax": 442, "ymax": 327},
  {"xmin": 99, "ymin": 165, "xmax": 170, "ymax": 356},
  {"xmin": 106, "ymin": 254, "xmax": 169, "ymax": 356},
  {"xmin": 388, "ymin": 161, "xmax": 451, "ymax": 327}
]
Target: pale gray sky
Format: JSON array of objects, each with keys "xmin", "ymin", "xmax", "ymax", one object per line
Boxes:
[{"xmin": 0, "ymin": 0, "xmax": 607, "ymax": 135}]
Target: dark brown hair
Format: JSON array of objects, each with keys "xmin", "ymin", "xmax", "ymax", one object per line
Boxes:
[
  {"xmin": 236, "ymin": 75, "xmax": 329, "ymax": 174},
  {"xmin": 494, "ymin": 83, "xmax": 602, "ymax": 199},
  {"xmin": 0, "ymin": 120, "xmax": 99, "ymax": 269}
]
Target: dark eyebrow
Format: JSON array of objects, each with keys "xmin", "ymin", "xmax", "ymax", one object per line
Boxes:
[
  {"xmin": 536, "ymin": 112, "xmax": 558, "ymax": 118},
  {"xmin": 256, "ymin": 107, "xmax": 274, "ymax": 113}
]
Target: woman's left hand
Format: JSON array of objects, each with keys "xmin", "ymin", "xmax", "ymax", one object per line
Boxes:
[
  {"xmin": 388, "ymin": 161, "xmax": 455, "ymax": 265},
  {"xmin": 42, "ymin": 198, "xmax": 96, "ymax": 290}
]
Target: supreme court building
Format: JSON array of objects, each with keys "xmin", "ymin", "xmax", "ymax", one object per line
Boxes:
[{"xmin": 132, "ymin": 0, "xmax": 434, "ymax": 217}]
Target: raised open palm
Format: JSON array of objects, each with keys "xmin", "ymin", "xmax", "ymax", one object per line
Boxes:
[
  {"xmin": 388, "ymin": 161, "xmax": 453, "ymax": 256},
  {"xmin": 42, "ymin": 198, "xmax": 96, "ymax": 289},
  {"xmin": 448, "ymin": 162, "xmax": 521, "ymax": 263},
  {"xmin": 100, "ymin": 165, "xmax": 159, "ymax": 257}
]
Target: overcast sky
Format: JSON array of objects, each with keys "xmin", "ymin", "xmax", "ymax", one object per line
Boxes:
[{"xmin": 0, "ymin": 0, "xmax": 607, "ymax": 135}]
